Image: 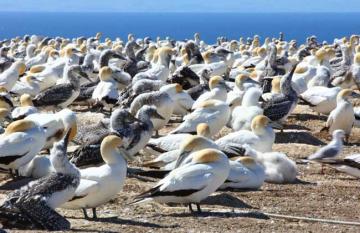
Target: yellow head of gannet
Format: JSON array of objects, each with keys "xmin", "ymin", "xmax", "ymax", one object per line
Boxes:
[
  {"xmin": 294, "ymin": 65, "xmax": 308, "ymax": 74},
  {"xmin": 64, "ymin": 47, "xmax": 78, "ymax": 58},
  {"xmin": 29, "ymin": 65, "xmax": 45, "ymax": 74},
  {"xmin": 202, "ymin": 50, "xmax": 214, "ymax": 64},
  {"xmin": 257, "ymin": 47, "xmax": 267, "ymax": 57},
  {"xmin": 235, "ymin": 74, "xmax": 250, "ymax": 88},
  {"xmin": 209, "ymin": 76, "xmax": 226, "ymax": 90},
  {"xmin": 20, "ymin": 94, "xmax": 34, "ymax": 107},
  {"xmin": 315, "ymin": 48, "xmax": 327, "ymax": 63},
  {"xmin": 337, "ymin": 89, "xmax": 356, "ymax": 102},
  {"xmin": 175, "ymin": 83, "xmax": 183, "ymax": 93},
  {"xmin": 238, "ymin": 156, "xmax": 258, "ymax": 169},
  {"xmin": 192, "ymin": 148, "xmax": 223, "ymax": 164},
  {"xmin": 251, "ymin": 115, "xmax": 270, "ymax": 135},
  {"xmin": 101, "ymin": 135, "xmax": 134, "ymax": 164},
  {"xmin": 99, "ymin": 66, "xmax": 113, "ymax": 81},
  {"xmin": 4, "ymin": 119, "xmax": 36, "ymax": 135},
  {"xmin": 17, "ymin": 62, "xmax": 26, "ymax": 76},
  {"xmin": 196, "ymin": 123, "xmax": 210, "ymax": 137}
]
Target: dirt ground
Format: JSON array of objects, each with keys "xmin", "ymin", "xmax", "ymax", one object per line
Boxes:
[{"xmin": 1, "ymin": 102, "xmax": 360, "ymax": 233}]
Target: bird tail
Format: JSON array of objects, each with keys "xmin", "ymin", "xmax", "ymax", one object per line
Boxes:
[{"xmin": 299, "ymin": 96, "xmax": 316, "ymax": 107}]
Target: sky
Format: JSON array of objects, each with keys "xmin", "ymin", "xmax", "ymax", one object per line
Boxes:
[{"xmin": 0, "ymin": 0, "xmax": 360, "ymax": 12}]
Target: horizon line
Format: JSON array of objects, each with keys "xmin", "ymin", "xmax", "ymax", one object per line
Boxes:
[{"xmin": 0, "ymin": 10, "xmax": 359, "ymax": 13}]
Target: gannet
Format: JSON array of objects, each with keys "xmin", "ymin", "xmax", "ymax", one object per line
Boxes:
[
  {"xmin": 192, "ymin": 76, "xmax": 230, "ymax": 109},
  {"xmin": 133, "ymin": 149, "xmax": 230, "ymax": 213},
  {"xmin": 25, "ymin": 47, "xmax": 51, "ymax": 68},
  {"xmin": 92, "ymin": 66, "xmax": 119, "ymax": 109},
  {"xmin": 216, "ymin": 115, "xmax": 275, "ymax": 153},
  {"xmin": 230, "ymin": 87, "xmax": 263, "ymax": 131},
  {"xmin": 159, "ymin": 84, "xmax": 194, "ymax": 116},
  {"xmin": 0, "ymin": 61, "xmax": 26, "ymax": 91},
  {"xmin": 11, "ymin": 94, "xmax": 38, "ymax": 120},
  {"xmin": 61, "ymin": 135, "xmax": 134, "ymax": 219},
  {"xmin": 0, "ymin": 119, "xmax": 46, "ymax": 174},
  {"xmin": 307, "ymin": 129, "xmax": 344, "ymax": 160},
  {"xmin": 33, "ymin": 65, "xmax": 86, "ymax": 110},
  {"xmin": 10, "ymin": 75, "xmax": 41, "ymax": 96},
  {"xmin": 0, "ymin": 130, "xmax": 80, "ymax": 231},
  {"xmin": 219, "ymin": 156, "xmax": 265, "ymax": 190},
  {"xmin": 170, "ymin": 100, "xmax": 230, "ymax": 137},
  {"xmin": 243, "ymin": 145, "xmax": 298, "ymax": 183},
  {"xmin": 262, "ymin": 65, "xmax": 298, "ymax": 122},
  {"xmin": 323, "ymin": 89, "xmax": 358, "ymax": 142},
  {"xmin": 300, "ymin": 86, "xmax": 341, "ymax": 115},
  {"xmin": 130, "ymin": 91, "xmax": 174, "ymax": 134}
]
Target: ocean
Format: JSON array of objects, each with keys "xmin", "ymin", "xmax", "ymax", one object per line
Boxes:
[{"xmin": 0, "ymin": 12, "xmax": 359, "ymax": 44}]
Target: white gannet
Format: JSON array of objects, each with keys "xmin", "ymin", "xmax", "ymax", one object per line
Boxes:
[
  {"xmin": 133, "ymin": 148, "xmax": 230, "ymax": 213},
  {"xmin": 11, "ymin": 94, "xmax": 38, "ymax": 120},
  {"xmin": 92, "ymin": 66, "xmax": 119, "ymax": 109},
  {"xmin": 219, "ymin": 156, "xmax": 265, "ymax": 190},
  {"xmin": 0, "ymin": 119, "xmax": 46, "ymax": 174},
  {"xmin": 170, "ymin": 100, "xmax": 230, "ymax": 137},
  {"xmin": 61, "ymin": 135, "xmax": 134, "ymax": 219},
  {"xmin": 323, "ymin": 89, "xmax": 357, "ymax": 142},
  {"xmin": 0, "ymin": 61, "xmax": 26, "ymax": 91},
  {"xmin": 300, "ymin": 86, "xmax": 341, "ymax": 115},
  {"xmin": 307, "ymin": 129, "xmax": 345, "ymax": 161},
  {"xmin": 159, "ymin": 83, "xmax": 194, "ymax": 116},
  {"xmin": 10, "ymin": 75, "xmax": 41, "ymax": 96},
  {"xmin": 0, "ymin": 130, "xmax": 80, "ymax": 231},
  {"xmin": 230, "ymin": 87, "xmax": 263, "ymax": 131},
  {"xmin": 243, "ymin": 144, "xmax": 298, "ymax": 184},
  {"xmin": 216, "ymin": 115, "xmax": 275, "ymax": 153},
  {"xmin": 318, "ymin": 154, "xmax": 360, "ymax": 178},
  {"xmin": 192, "ymin": 76, "xmax": 230, "ymax": 109}
]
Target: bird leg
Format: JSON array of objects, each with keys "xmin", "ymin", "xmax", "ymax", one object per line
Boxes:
[
  {"xmin": 196, "ymin": 203, "xmax": 202, "ymax": 213},
  {"xmin": 92, "ymin": 208, "xmax": 97, "ymax": 219},
  {"xmin": 82, "ymin": 208, "xmax": 89, "ymax": 219},
  {"xmin": 188, "ymin": 203, "xmax": 194, "ymax": 213},
  {"xmin": 154, "ymin": 130, "xmax": 160, "ymax": 138}
]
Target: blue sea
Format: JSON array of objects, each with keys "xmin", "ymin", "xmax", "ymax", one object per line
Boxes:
[{"xmin": 0, "ymin": 12, "xmax": 359, "ymax": 44}]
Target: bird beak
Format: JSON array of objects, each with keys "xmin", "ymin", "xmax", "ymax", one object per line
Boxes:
[
  {"xmin": 222, "ymin": 82, "xmax": 232, "ymax": 91},
  {"xmin": 269, "ymin": 121, "xmax": 283, "ymax": 130},
  {"xmin": 119, "ymin": 148, "xmax": 135, "ymax": 161},
  {"xmin": 79, "ymin": 70, "xmax": 92, "ymax": 82},
  {"xmin": 174, "ymin": 151, "xmax": 190, "ymax": 168},
  {"xmin": 154, "ymin": 111, "xmax": 165, "ymax": 120},
  {"xmin": 113, "ymin": 53, "xmax": 127, "ymax": 60}
]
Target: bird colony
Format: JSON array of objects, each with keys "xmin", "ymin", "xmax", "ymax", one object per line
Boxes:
[{"xmin": 0, "ymin": 32, "xmax": 358, "ymax": 231}]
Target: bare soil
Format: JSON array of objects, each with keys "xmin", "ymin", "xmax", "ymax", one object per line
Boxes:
[{"xmin": 1, "ymin": 103, "xmax": 360, "ymax": 233}]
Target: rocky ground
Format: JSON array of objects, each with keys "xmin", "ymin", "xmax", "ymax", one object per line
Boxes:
[{"xmin": 1, "ymin": 102, "xmax": 360, "ymax": 233}]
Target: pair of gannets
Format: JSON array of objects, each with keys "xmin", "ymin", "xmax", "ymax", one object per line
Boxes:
[
  {"xmin": 0, "ymin": 131, "xmax": 79, "ymax": 231},
  {"xmin": 134, "ymin": 148, "xmax": 230, "ymax": 213},
  {"xmin": 170, "ymin": 100, "xmax": 230, "ymax": 137}
]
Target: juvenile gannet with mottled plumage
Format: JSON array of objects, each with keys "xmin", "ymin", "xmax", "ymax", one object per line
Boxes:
[
  {"xmin": 219, "ymin": 156, "xmax": 265, "ymax": 190},
  {"xmin": 33, "ymin": 65, "xmax": 86, "ymax": 110},
  {"xmin": 192, "ymin": 76, "xmax": 230, "ymax": 109},
  {"xmin": 300, "ymin": 86, "xmax": 341, "ymax": 115},
  {"xmin": 11, "ymin": 94, "xmax": 38, "ymax": 120},
  {"xmin": 130, "ymin": 90, "xmax": 174, "ymax": 134},
  {"xmin": 133, "ymin": 148, "xmax": 230, "ymax": 213},
  {"xmin": 216, "ymin": 115, "xmax": 275, "ymax": 153},
  {"xmin": 323, "ymin": 89, "xmax": 358, "ymax": 142},
  {"xmin": 242, "ymin": 144, "xmax": 297, "ymax": 184},
  {"xmin": 170, "ymin": 100, "xmax": 230, "ymax": 137},
  {"xmin": 0, "ymin": 130, "xmax": 80, "ymax": 231},
  {"xmin": 0, "ymin": 61, "xmax": 26, "ymax": 91},
  {"xmin": 61, "ymin": 135, "xmax": 134, "ymax": 219},
  {"xmin": 230, "ymin": 87, "xmax": 263, "ymax": 131},
  {"xmin": 0, "ymin": 119, "xmax": 46, "ymax": 174},
  {"xmin": 307, "ymin": 129, "xmax": 344, "ymax": 161},
  {"xmin": 10, "ymin": 75, "xmax": 41, "ymax": 96}
]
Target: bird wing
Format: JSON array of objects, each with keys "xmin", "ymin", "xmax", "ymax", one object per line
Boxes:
[
  {"xmin": 0, "ymin": 133, "xmax": 34, "ymax": 165},
  {"xmin": 33, "ymin": 84, "xmax": 74, "ymax": 106},
  {"xmin": 308, "ymin": 146, "xmax": 339, "ymax": 160},
  {"xmin": 70, "ymin": 179, "xmax": 99, "ymax": 200}
]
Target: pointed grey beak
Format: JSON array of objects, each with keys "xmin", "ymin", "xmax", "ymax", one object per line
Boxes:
[
  {"xmin": 174, "ymin": 151, "xmax": 190, "ymax": 168},
  {"xmin": 113, "ymin": 53, "xmax": 127, "ymax": 60},
  {"xmin": 351, "ymin": 91, "xmax": 360, "ymax": 98},
  {"xmin": 154, "ymin": 111, "xmax": 165, "ymax": 120}
]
